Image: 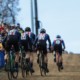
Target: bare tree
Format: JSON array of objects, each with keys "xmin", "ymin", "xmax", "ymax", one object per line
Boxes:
[{"xmin": 0, "ymin": 0, "xmax": 20, "ymax": 24}]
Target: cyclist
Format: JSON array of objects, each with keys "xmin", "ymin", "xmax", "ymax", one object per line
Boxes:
[
  {"xmin": 25, "ymin": 27, "xmax": 35, "ymax": 72},
  {"xmin": 20, "ymin": 28, "xmax": 34, "ymax": 73},
  {"xmin": 34, "ymin": 28, "xmax": 51, "ymax": 72},
  {"xmin": 52, "ymin": 35, "xmax": 65, "ymax": 69},
  {"xmin": 3, "ymin": 25, "xmax": 21, "ymax": 70}
]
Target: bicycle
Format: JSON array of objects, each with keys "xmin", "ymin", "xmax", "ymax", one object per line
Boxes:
[
  {"xmin": 20, "ymin": 45, "xmax": 32, "ymax": 78},
  {"xmin": 5, "ymin": 45, "xmax": 18, "ymax": 80},
  {"xmin": 38, "ymin": 50, "xmax": 47, "ymax": 76}
]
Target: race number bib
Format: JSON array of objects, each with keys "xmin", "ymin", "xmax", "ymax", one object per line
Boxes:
[
  {"xmin": 38, "ymin": 34, "xmax": 45, "ymax": 40},
  {"xmin": 21, "ymin": 33, "xmax": 26, "ymax": 40},
  {"xmin": 55, "ymin": 40, "xmax": 61, "ymax": 44},
  {"xmin": 9, "ymin": 30, "xmax": 16, "ymax": 35}
]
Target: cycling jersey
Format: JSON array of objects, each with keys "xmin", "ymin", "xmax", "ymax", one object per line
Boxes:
[
  {"xmin": 26, "ymin": 32, "xmax": 35, "ymax": 44},
  {"xmin": 35, "ymin": 33, "xmax": 51, "ymax": 47},
  {"xmin": 20, "ymin": 32, "xmax": 32, "ymax": 52},
  {"xmin": 3, "ymin": 29, "xmax": 21, "ymax": 52},
  {"xmin": 52, "ymin": 38, "xmax": 65, "ymax": 55},
  {"xmin": 8, "ymin": 29, "xmax": 21, "ymax": 41},
  {"xmin": 34, "ymin": 33, "xmax": 51, "ymax": 55},
  {"xmin": 53, "ymin": 38, "xmax": 65, "ymax": 50}
]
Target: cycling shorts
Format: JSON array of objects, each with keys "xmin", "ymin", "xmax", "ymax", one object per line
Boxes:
[{"xmin": 6, "ymin": 36, "xmax": 19, "ymax": 52}]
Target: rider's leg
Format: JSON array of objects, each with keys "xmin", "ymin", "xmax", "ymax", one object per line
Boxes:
[
  {"xmin": 15, "ymin": 43, "xmax": 20, "ymax": 69},
  {"xmin": 4, "ymin": 42, "xmax": 11, "ymax": 63},
  {"xmin": 25, "ymin": 51, "xmax": 34, "ymax": 73},
  {"xmin": 44, "ymin": 49, "xmax": 49, "ymax": 72},
  {"xmin": 30, "ymin": 51, "xmax": 35, "ymax": 72},
  {"xmin": 4, "ymin": 51, "xmax": 8, "ymax": 62},
  {"xmin": 15, "ymin": 51, "xmax": 20, "ymax": 69},
  {"xmin": 25, "ymin": 51, "xmax": 30, "ymax": 61},
  {"xmin": 15, "ymin": 51, "xmax": 20, "ymax": 63},
  {"xmin": 30, "ymin": 52, "xmax": 33, "ymax": 67},
  {"xmin": 59, "ymin": 54, "xmax": 63, "ymax": 69},
  {"xmin": 56, "ymin": 52, "xmax": 59, "ymax": 65},
  {"xmin": 37, "ymin": 50, "xmax": 39, "ymax": 63}
]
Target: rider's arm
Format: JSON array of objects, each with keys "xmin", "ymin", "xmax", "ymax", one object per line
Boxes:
[
  {"xmin": 46, "ymin": 34, "xmax": 51, "ymax": 48},
  {"xmin": 2, "ymin": 36, "xmax": 7, "ymax": 48},
  {"xmin": 62, "ymin": 40, "xmax": 66, "ymax": 50},
  {"xmin": 52, "ymin": 41, "xmax": 55, "ymax": 47},
  {"xmin": 27, "ymin": 35, "xmax": 32, "ymax": 48},
  {"xmin": 30, "ymin": 33, "xmax": 36, "ymax": 45},
  {"xmin": 33, "ymin": 36, "xmax": 38, "ymax": 47},
  {"xmin": 16, "ymin": 31, "xmax": 21, "ymax": 40}
]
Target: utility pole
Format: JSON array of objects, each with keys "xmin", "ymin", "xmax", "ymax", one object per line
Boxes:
[
  {"xmin": 34, "ymin": 0, "xmax": 39, "ymax": 35},
  {"xmin": 31, "ymin": 0, "xmax": 34, "ymax": 33}
]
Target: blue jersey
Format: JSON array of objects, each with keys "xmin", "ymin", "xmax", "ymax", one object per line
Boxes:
[
  {"xmin": 34, "ymin": 33, "xmax": 51, "ymax": 47},
  {"xmin": 26, "ymin": 32, "xmax": 35, "ymax": 45},
  {"xmin": 52, "ymin": 38, "xmax": 65, "ymax": 50},
  {"xmin": 8, "ymin": 29, "xmax": 21, "ymax": 41}
]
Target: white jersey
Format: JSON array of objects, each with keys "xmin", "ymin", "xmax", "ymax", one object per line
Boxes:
[
  {"xmin": 21, "ymin": 32, "xmax": 27, "ymax": 40},
  {"xmin": 8, "ymin": 29, "xmax": 17, "ymax": 36},
  {"xmin": 55, "ymin": 38, "xmax": 61, "ymax": 45},
  {"xmin": 38, "ymin": 33, "xmax": 46, "ymax": 40}
]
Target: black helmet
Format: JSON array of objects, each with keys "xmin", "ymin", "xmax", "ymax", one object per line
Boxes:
[
  {"xmin": 40, "ymin": 28, "xmax": 46, "ymax": 33},
  {"xmin": 56, "ymin": 35, "xmax": 61, "ymax": 38},
  {"xmin": 25, "ymin": 27, "xmax": 31, "ymax": 32}
]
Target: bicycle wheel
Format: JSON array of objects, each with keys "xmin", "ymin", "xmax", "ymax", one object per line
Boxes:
[
  {"xmin": 8, "ymin": 71, "xmax": 13, "ymax": 80},
  {"xmin": 42, "ymin": 55, "xmax": 46, "ymax": 76},
  {"xmin": 11, "ymin": 51, "xmax": 18, "ymax": 79},
  {"xmin": 12, "ymin": 70, "xmax": 18, "ymax": 79},
  {"xmin": 8, "ymin": 50, "xmax": 18, "ymax": 79},
  {"xmin": 39, "ymin": 51, "xmax": 45, "ymax": 76},
  {"xmin": 21, "ymin": 61, "xmax": 27, "ymax": 77},
  {"xmin": 7, "ymin": 54, "xmax": 13, "ymax": 80},
  {"xmin": 26, "ymin": 60, "xmax": 33, "ymax": 76},
  {"xmin": 21, "ymin": 48, "xmax": 27, "ymax": 78}
]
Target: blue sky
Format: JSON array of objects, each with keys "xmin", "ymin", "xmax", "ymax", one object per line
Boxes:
[{"xmin": 17, "ymin": 0, "xmax": 80, "ymax": 53}]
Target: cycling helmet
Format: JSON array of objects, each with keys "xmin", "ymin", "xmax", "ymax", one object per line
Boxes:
[
  {"xmin": 40, "ymin": 28, "xmax": 46, "ymax": 33},
  {"xmin": 56, "ymin": 35, "xmax": 61, "ymax": 38},
  {"xmin": 25, "ymin": 27, "xmax": 31, "ymax": 32}
]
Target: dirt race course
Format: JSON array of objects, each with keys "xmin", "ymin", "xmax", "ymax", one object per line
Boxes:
[{"xmin": 0, "ymin": 53, "xmax": 80, "ymax": 80}]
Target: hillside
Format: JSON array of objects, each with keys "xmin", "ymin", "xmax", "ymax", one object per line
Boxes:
[{"xmin": 0, "ymin": 53, "xmax": 80, "ymax": 80}]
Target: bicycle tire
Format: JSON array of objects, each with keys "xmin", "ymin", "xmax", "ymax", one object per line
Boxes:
[
  {"xmin": 39, "ymin": 52, "xmax": 43, "ymax": 76},
  {"xmin": 26, "ymin": 61, "xmax": 33, "ymax": 76},
  {"xmin": 21, "ymin": 56, "xmax": 27, "ymax": 78},
  {"xmin": 12, "ymin": 71, "xmax": 18, "ymax": 79},
  {"xmin": 7, "ymin": 49, "xmax": 18, "ymax": 80},
  {"xmin": 39, "ymin": 51, "xmax": 46, "ymax": 76},
  {"xmin": 57, "ymin": 53, "xmax": 61, "ymax": 72},
  {"xmin": 8, "ymin": 71, "xmax": 13, "ymax": 80},
  {"xmin": 7, "ymin": 54, "xmax": 13, "ymax": 80},
  {"xmin": 20, "ymin": 46, "xmax": 26, "ymax": 78}
]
